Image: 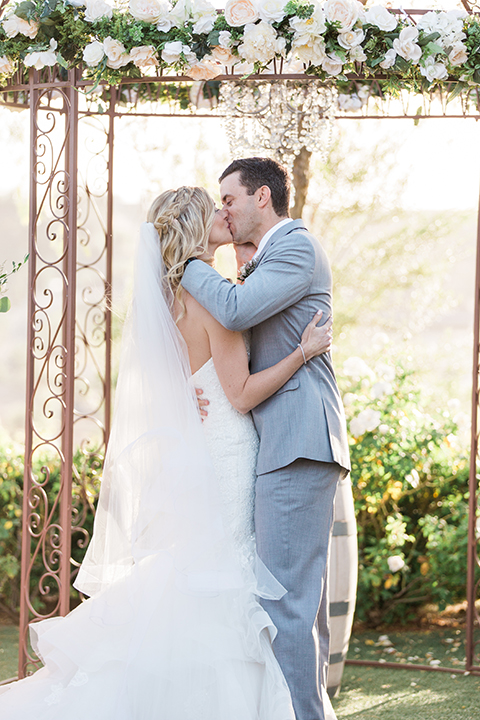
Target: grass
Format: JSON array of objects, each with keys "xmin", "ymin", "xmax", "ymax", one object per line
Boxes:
[
  {"xmin": 333, "ymin": 664, "xmax": 480, "ymax": 719},
  {"xmin": 0, "ymin": 625, "xmax": 18, "ymax": 683},
  {"xmin": 1, "ymin": 623, "xmax": 479, "ymax": 718}
]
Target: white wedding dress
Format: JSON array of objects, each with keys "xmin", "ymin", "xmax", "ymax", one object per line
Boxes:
[{"xmin": 0, "ymin": 225, "xmax": 295, "ymax": 720}]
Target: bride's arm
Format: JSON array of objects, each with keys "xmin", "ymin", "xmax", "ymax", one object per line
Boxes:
[{"xmin": 204, "ymin": 309, "xmax": 332, "ymax": 415}]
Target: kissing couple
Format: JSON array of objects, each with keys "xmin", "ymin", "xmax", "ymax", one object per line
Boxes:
[{"xmin": 0, "ymin": 157, "xmax": 350, "ymax": 720}]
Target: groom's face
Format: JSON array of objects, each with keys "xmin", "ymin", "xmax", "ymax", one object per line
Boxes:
[{"xmin": 220, "ymin": 172, "xmax": 261, "ymax": 246}]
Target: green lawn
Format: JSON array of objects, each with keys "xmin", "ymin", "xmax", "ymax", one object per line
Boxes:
[
  {"xmin": 1, "ymin": 624, "xmax": 479, "ymax": 718},
  {"xmin": 0, "ymin": 625, "xmax": 18, "ymax": 683},
  {"xmin": 334, "ymin": 664, "xmax": 479, "ymax": 719}
]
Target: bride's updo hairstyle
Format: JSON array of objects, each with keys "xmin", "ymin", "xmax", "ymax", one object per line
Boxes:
[{"xmin": 147, "ymin": 186, "xmax": 215, "ymax": 311}]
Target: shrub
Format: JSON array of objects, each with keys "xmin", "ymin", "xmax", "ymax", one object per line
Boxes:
[
  {"xmin": 339, "ymin": 356, "xmax": 471, "ymax": 625},
  {"xmin": 0, "ymin": 439, "xmax": 102, "ymax": 618}
]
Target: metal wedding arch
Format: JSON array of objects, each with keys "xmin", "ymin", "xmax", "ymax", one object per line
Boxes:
[{"xmin": 1, "ymin": 1, "xmax": 480, "ymax": 684}]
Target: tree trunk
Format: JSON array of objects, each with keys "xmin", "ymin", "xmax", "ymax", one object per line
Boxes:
[{"xmin": 291, "ymin": 147, "xmax": 312, "ymax": 219}]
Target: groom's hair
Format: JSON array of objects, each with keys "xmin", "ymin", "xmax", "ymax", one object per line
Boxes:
[{"xmin": 219, "ymin": 158, "xmax": 290, "ymax": 217}]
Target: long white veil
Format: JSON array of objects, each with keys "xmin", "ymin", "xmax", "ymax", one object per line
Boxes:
[
  {"xmin": 0, "ymin": 222, "xmax": 298, "ymax": 720},
  {"xmin": 75, "ymin": 222, "xmax": 243, "ymax": 598}
]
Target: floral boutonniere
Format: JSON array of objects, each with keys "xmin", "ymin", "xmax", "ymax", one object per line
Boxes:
[{"xmin": 237, "ymin": 257, "xmax": 259, "ymax": 283}]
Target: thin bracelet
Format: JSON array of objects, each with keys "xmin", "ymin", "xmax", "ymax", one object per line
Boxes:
[{"xmin": 297, "ymin": 343, "xmax": 307, "ymax": 365}]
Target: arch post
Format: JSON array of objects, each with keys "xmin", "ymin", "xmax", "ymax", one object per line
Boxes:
[{"xmin": 19, "ymin": 69, "xmax": 79, "ymax": 677}]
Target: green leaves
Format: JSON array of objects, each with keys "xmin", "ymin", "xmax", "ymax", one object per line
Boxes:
[
  {"xmin": 418, "ymin": 31, "xmax": 441, "ymax": 47},
  {"xmin": 13, "ymin": 1, "xmax": 36, "ymax": 20},
  {"xmin": 340, "ymin": 361, "xmax": 469, "ymax": 625},
  {"xmin": 0, "ymin": 255, "xmax": 29, "ymax": 315}
]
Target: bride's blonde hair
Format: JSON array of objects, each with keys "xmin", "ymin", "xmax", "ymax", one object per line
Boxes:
[{"xmin": 147, "ymin": 186, "xmax": 215, "ymax": 316}]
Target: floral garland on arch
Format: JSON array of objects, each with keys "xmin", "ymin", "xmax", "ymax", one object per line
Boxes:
[{"xmin": 0, "ymin": 0, "xmax": 479, "ymax": 98}]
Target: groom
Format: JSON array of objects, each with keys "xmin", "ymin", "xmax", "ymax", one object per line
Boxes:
[{"xmin": 182, "ymin": 157, "xmax": 350, "ymax": 720}]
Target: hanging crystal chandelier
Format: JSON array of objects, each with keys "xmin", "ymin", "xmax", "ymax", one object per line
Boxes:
[{"xmin": 219, "ymin": 79, "xmax": 337, "ymax": 169}]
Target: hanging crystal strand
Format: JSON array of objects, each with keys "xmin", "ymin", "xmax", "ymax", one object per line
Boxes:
[{"xmin": 217, "ymin": 79, "xmax": 337, "ymax": 167}]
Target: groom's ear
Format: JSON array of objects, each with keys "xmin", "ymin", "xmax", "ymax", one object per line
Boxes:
[{"xmin": 256, "ymin": 185, "xmax": 271, "ymax": 210}]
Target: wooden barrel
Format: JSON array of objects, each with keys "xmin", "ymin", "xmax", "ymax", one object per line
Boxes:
[{"xmin": 326, "ymin": 473, "xmax": 358, "ymax": 698}]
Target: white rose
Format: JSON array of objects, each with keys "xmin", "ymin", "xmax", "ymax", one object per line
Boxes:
[
  {"xmin": 349, "ymin": 45, "xmax": 366, "ymax": 62},
  {"xmin": 224, "ymin": 0, "xmax": 259, "ymax": 27},
  {"xmin": 387, "ymin": 556, "xmax": 405, "ymax": 573},
  {"xmin": 3, "ymin": 14, "xmax": 39, "ymax": 39},
  {"xmin": 156, "ymin": 16, "xmax": 173, "ymax": 30},
  {"xmin": 129, "ymin": 0, "xmax": 167, "ymax": 22},
  {"xmin": 322, "ymin": 52, "xmax": 343, "ymax": 76},
  {"xmin": 349, "ymin": 416, "xmax": 365, "ymax": 437},
  {"xmin": 85, "ymin": 0, "xmax": 113, "ymax": 22},
  {"xmin": 193, "ymin": 15, "xmax": 215, "ymax": 32},
  {"xmin": 186, "ymin": 57, "xmax": 222, "ymax": 79},
  {"xmin": 372, "ymin": 381, "xmax": 393, "ymax": 399},
  {"xmin": 0, "ymin": 55, "xmax": 15, "ymax": 74},
  {"xmin": 420, "ymin": 56, "xmax": 448, "ymax": 82},
  {"xmin": 343, "ymin": 356, "xmax": 374, "ymax": 379},
  {"xmin": 24, "ymin": 38, "xmax": 57, "ymax": 70},
  {"xmin": 192, "ymin": 0, "xmax": 217, "ymax": 33},
  {"xmin": 219, "ymin": 30, "xmax": 232, "ymax": 48},
  {"xmin": 393, "ymin": 25, "xmax": 422, "ymax": 64},
  {"xmin": 337, "ymin": 92, "xmax": 362, "ymax": 111},
  {"xmin": 379, "ymin": 48, "xmax": 396, "ymax": 70},
  {"xmin": 68, "ymin": 0, "xmax": 86, "ymax": 5},
  {"xmin": 211, "ymin": 44, "xmax": 237, "ymax": 66},
  {"xmin": 290, "ymin": 2, "xmax": 325, "ymax": 36},
  {"xmin": 292, "ymin": 34, "xmax": 326, "ymax": 66},
  {"xmin": 83, "ymin": 40, "xmax": 105, "ymax": 66},
  {"xmin": 130, "ymin": 45, "xmax": 159, "ymax": 67},
  {"xmin": 168, "ymin": 0, "xmax": 189, "ymax": 27},
  {"xmin": 364, "ymin": 5, "xmax": 397, "ymax": 32},
  {"xmin": 183, "ymin": 46, "xmax": 197, "ymax": 64},
  {"xmin": 338, "ymin": 28, "xmax": 363, "ymax": 49},
  {"xmin": 258, "ymin": 0, "xmax": 286, "ymax": 24},
  {"xmin": 324, "ymin": 0, "xmax": 360, "ymax": 32},
  {"xmin": 350, "ymin": 408, "xmax": 381, "ymax": 437},
  {"xmin": 342, "ymin": 392, "xmax": 356, "ymax": 407},
  {"xmin": 378, "ymin": 423, "xmax": 389, "ymax": 434},
  {"xmin": 161, "ymin": 39, "xmax": 184, "ymax": 63},
  {"xmin": 103, "ymin": 37, "xmax": 131, "ymax": 68},
  {"xmin": 238, "ymin": 21, "xmax": 278, "ymax": 64},
  {"xmin": 416, "ymin": 11, "xmax": 441, "ymax": 35},
  {"xmin": 448, "ymin": 41, "xmax": 468, "ymax": 67},
  {"xmin": 161, "ymin": 41, "xmax": 195, "ymax": 64}
]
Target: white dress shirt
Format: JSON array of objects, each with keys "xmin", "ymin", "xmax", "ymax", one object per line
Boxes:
[{"xmin": 252, "ymin": 218, "xmax": 294, "ymax": 261}]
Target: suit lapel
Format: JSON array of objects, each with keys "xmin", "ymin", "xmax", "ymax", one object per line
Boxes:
[{"xmin": 255, "ymin": 218, "xmax": 307, "ymax": 265}]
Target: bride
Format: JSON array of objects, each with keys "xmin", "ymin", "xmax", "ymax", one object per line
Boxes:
[{"xmin": 0, "ymin": 186, "xmax": 332, "ymax": 719}]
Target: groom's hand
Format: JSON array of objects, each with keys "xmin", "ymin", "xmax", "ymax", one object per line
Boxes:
[
  {"xmin": 195, "ymin": 387, "xmax": 209, "ymax": 421},
  {"xmin": 234, "ymin": 242, "xmax": 257, "ymax": 271}
]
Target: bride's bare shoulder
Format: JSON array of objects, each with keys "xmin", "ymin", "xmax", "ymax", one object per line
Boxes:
[{"xmin": 182, "ymin": 291, "xmax": 223, "ymax": 331}]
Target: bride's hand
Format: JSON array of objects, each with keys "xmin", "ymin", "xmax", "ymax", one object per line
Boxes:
[{"xmin": 299, "ymin": 311, "xmax": 333, "ymax": 361}]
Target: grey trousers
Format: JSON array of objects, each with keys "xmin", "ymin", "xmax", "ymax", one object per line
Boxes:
[{"xmin": 255, "ymin": 459, "xmax": 344, "ymax": 720}]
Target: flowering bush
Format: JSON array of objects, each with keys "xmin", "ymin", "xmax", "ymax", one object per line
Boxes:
[
  {"xmin": 339, "ymin": 356, "xmax": 471, "ymax": 625},
  {"xmin": 0, "ymin": 440, "xmax": 102, "ymax": 617},
  {"xmin": 0, "ymin": 0, "xmax": 480, "ymax": 96}
]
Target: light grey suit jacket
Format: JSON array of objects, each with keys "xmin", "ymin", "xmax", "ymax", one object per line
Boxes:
[{"xmin": 182, "ymin": 219, "xmax": 350, "ymax": 476}]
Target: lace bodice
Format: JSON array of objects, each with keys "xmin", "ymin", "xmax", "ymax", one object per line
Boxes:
[{"xmin": 192, "ymin": 358, "xmax": 259, "ymax": 553}]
